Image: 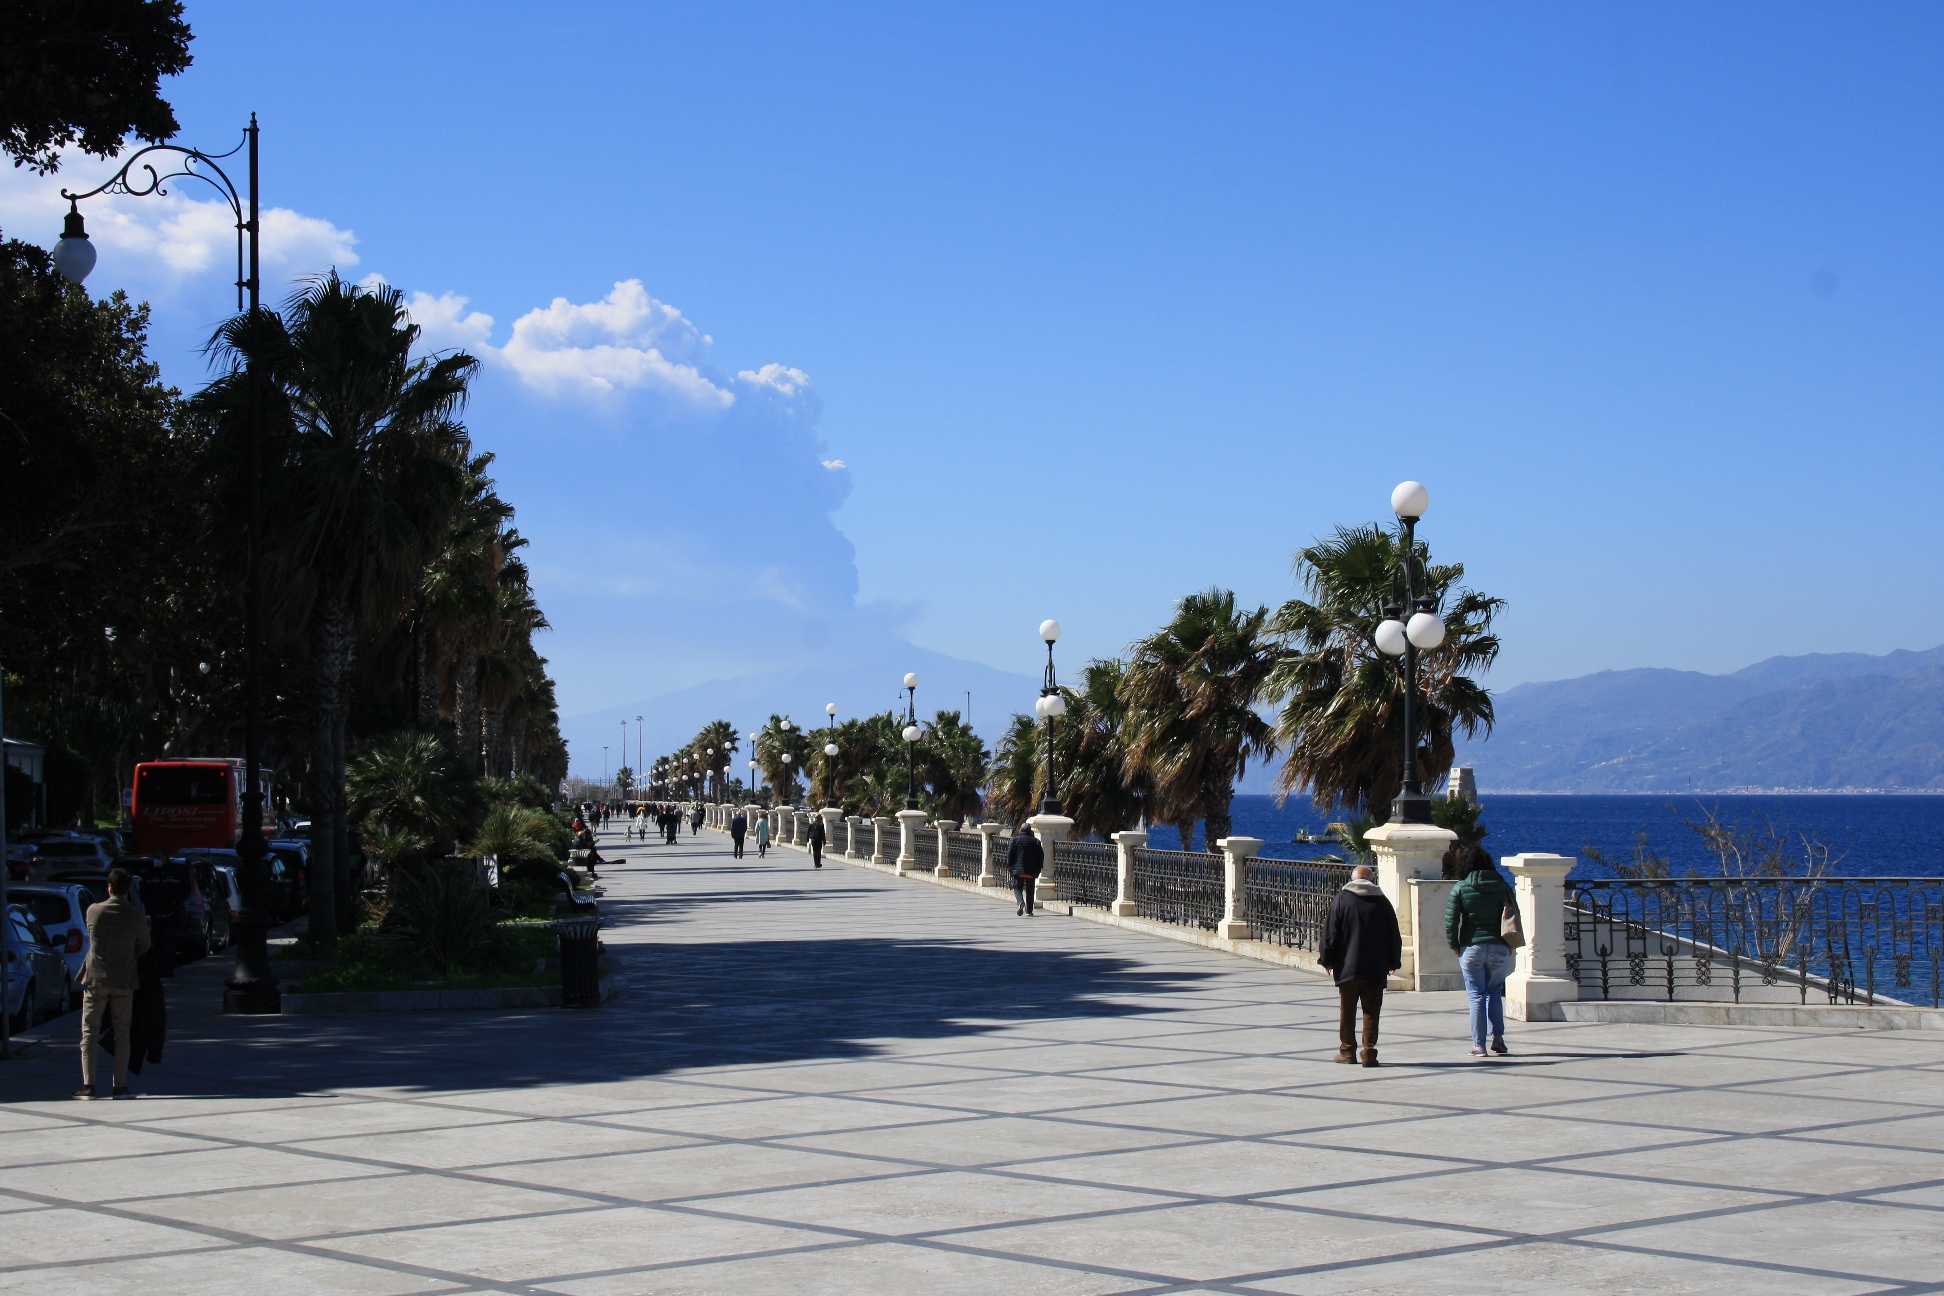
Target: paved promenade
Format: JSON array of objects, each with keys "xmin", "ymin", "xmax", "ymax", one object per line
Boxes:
[{"xmin": 3, "ymin": 823, "xmax": 1943, "ymax": 1294}]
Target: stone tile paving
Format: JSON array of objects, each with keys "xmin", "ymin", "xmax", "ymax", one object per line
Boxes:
[{"xmin": 2, "ymin": 821, "xmax": 1942, "ymax": 1294}]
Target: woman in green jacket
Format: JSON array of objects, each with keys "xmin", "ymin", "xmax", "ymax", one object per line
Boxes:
[
  {"xmin": 1445, "ymin": 855, "xmax": 1515, "ymax": 1058},
  {"xmin": 753, "ymin": 811, "xmax": 771, "ymax": 858}
]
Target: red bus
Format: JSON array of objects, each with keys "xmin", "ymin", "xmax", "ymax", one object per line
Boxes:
[{"xmin": 130, "ymin": 760, "xmax": 273, "ymax": 856}]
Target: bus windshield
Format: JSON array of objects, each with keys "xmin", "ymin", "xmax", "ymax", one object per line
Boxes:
[{"xmin": 136, "ymin": 766, "xmax": 231, "ymax": 804}]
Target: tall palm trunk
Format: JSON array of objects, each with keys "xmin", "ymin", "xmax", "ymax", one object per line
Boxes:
[
  {"xmin": 415, "ymin": 615, "xmax": 440, "ymax": 729},
  {"xmin": 333, "ymin": 705, "xmax": 353, "ymax": 932},
  {"xmin": 306, "ymin": 588, "xmax": 352, "ymax": 942},
  {"xmin": 1173, "ymin": 818, "xmax": 1197, "ymax": 853},
  {"xmin": 452, "ymin": 629, "xmax": 481, "ymax": 772},
  {"xmin": 1204, "ymin": 797, "xmax": 1233, "ymax": 849},
  {"xmin": 482, "ymin": 705, "xmax": 505, "ymax": 777}
]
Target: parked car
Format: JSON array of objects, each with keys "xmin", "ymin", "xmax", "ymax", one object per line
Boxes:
[
  {"xmin": 74, "ymin": 826, "xmax": 125, "ymax": 856},
  {"xmin": 7, "ymin": 883, "xmax": 92, "ymax": 1007},
  {"xmin": 179, "ymin": 855, "xmax": 233, "ymax": 951},
  {"xmin": 44, "ymin": 870, "xmax": 132, "ymax": 911},
  {"xmin": 142, "ymin": 857, "xmax": 216, "ymax": 957},
  {"xmin": 4, "ymin": 904, "xmax": 72, "ymax": 1030},
  {"xmin": 267, "ymin": 840, "xmax": 311, "ymax": 916},
  {"xmin": 209, "ymin": 863, "xmax": 243, "ymax": 923},
  {"xmin": 4, "ymin": 843, "xmax": 35, "ymax": 883},
  {"xmin": 26, "ymin": 834, "xmax": 113, "ymax": 879}
]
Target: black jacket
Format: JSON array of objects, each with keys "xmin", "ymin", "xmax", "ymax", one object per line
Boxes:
[
  {"xmin": 1318, "ymin": 880, "xmax": 1402, "ymax": 986},
  {"xmin": 1006, "ymin": 832, "xmax": 1044, "ymax": 878},
  {"xmin": 729, "ymin": 815, "xmax": 747, "ymax": 838},
  {"xmin": 807, "ymin": 819, "xmax": 825, "ymax": 845},
  {"xmin": 101, "ymin": 949, "xmax": 167, "ymax": 1074}
]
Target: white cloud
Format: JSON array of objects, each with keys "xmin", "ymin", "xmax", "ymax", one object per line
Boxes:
[
  {"xmin": 822, "ymin": 458, "xmax": 848, "ymax": 470},
  {"xmin": 739, "ymin": 363, "xmax": 811, "ymax": 397},
  {"xmin": 496, "ymin": 279, "xmax": 731, "ymax": 406},
  {"xmin": 403, "ymin": 289, "xmax": 496, "ymax": 354}
]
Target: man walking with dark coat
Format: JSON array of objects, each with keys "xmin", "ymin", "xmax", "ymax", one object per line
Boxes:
[
  {"xmin": 729, "ymin": 810, "xmax": 748, "ymax": 858},
  {"xmin": 1006, "ymin": 824, "xmax": 1043, "ymax": 916},
  {"xmin": 76, "ymin": 867, "xmax": 151, "ymax": 1100},
  {"xmin": 1318, "ymin": 864, "xmax": 1402, "ymax": 1068},
  {"xmin": 806, "ymin": 813, "xmax": 825, "ymax": 868}
]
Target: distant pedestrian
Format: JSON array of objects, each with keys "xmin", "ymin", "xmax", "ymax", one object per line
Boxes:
[
  {"xmin": 1006, "ymin": 824, "xmax": 1043, "ymax": 916},
  {"xmin": 730, "ymin": 811, "xmax": 748, "ymax": 858},
  {"xmin": 690, "ymin": 807, "xmax": 703, "ymax": 835},
  {"xmin": 1318, "ymin": 864, "xmax": 1402, "ymax": 1068},
  {"xmin": 807, "ymin": 813, "xmax": 825, "ymax": 868},
  {"xmin": 76, "ymin": 867, "xmax": 151, "ymax": 1100},
  {"xmin": 1447, "ymin": 854, "xmax": 1518, "ymax": 1058},
  {"xmin": 753, "ymin": 812, "xmax": 770, "ymax": 857}
]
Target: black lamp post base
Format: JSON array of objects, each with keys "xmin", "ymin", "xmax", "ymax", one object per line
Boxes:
[
  {"xmin": 1389, "ymin": 791, "xmax": 1433, "ymax": 825},
  {"xmin": 222, "ymin": 914, "xmax": 281, "ymax": 1015},
  {"xmin": 1036, "ymin": 797, "xmax": 1062, "ymax": 816}
]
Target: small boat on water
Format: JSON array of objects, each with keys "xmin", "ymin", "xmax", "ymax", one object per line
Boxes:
[{"xmin": 1293, "ymin": 822, "xmax": 1354, "ymax": 845}]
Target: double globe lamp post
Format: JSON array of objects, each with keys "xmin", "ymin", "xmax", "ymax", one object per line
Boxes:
[
  {"xmin": 823, "ymin": 703, "xmax": 839, "ymax": 808},
  {"xmin": 1373, "ymin": 480, "xmax": 1447, "ymax": 826},
  {"xmin": 900, "ymin": 673, "xmax": 921, "ymax": 810}
]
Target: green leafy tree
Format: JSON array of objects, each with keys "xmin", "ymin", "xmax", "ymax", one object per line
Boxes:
[
  {"xmin": 1059, "ymin": 658, "xmax": 1149, "ymax": 842},
  {"xmin": 1265, "ymin": 524, "xmax": 1502, "ymax": 818},
  {"xmin": 0, "ymin": 0, "xmax": 194, "ymax": 173},
  {"xmin": 985, "ymin": 713, "xmax": 1041, "ymax": 829},
  {"xmin": 1121, "ymin": 588, "xmax": 1279, "ymax": 850},
  {"xmin": 918, "ymin": 709, "xmax": 988, "ymax": 822},
  {"xmin": 347, "ymin": 730, "xmax": 484, "ymax": 856}
]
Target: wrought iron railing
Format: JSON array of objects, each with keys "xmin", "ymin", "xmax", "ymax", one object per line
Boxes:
[
  {"xmin": 1246, "ymin": 858, "xmax": 1354, "ymax": 951},
  {"xmin": 946, "ymin": 831, "xmax": 984, "ymax": 879},
  {"xmin": 1052, "ymin": 840, "xmax": 1118, "ymax": 909},
  {"xmin": 913, "ymin": 826, "xmax": 939, "ymax": 868},
  {"xmin": 1567, "ymin": 877, "xmax": 1944, "ymax": 1007},
  {"xmin": 1131, "ymin": 847, "xmax": 1225, "ymax": 930},
  {"xmin": 990, "ymin": 835, "xmax": 1013, "ymax": 882}
]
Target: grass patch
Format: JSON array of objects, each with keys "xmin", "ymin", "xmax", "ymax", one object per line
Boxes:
[{"xmin": 291, "ymin": 924, "xmax": 558, "ymax": 993}]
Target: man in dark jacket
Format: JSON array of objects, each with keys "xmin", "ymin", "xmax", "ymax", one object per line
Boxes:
[
  {"xmin": 729, "ymin": 811, "xmax": 748, "ymax": 858},
  {"xmin": 1317, "ymin": 864, "xmax": 1402, "ymax": 1068},
  {"xmin": 806, "ymin": 813, "xmax": 825, "ymax": 868},
  {"xmin": 1006, "ymin": 825, "xmax": 1043, "ymax": 916}
]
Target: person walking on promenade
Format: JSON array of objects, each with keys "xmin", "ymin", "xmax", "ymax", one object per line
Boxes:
[
  {"xmin": 75, "ymin": 867, "xmax": 150, "ymax": 1100},
  {"xmin": 806, "ymin": 813, "xmax": 825, "ymax": 868},
  {"xmin": 690, "ymin": 806, "xmax": 703, "ymax": 835},
  {"xmin": 1006, "ymin": 824, "xmax": 1043, "ymax": 916},
  {"xmin": 753, "ymin": 811, "xmax": 770, "ymax": 857},
  {"xmin": 1447, "ymin": 854, "xmax": 1517, "ymax": 1058},
  {"xmin": 1318, "ymin": 863, "xmax": 1401, "ymax": 1068},
  {"xmin": 729, "ymin": 810, "xmax": 748, "ymax": 858}
]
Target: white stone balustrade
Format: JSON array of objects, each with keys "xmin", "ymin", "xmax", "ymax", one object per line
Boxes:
[
  {"xmin": 1365, "ymin": 820, "xmax": 1458, "ymax": 990},
  {"xmin": 895, "ymin": 808, "xmax": 927, "ymax": 875},
  {"xmin": 976, "ymin": 822, "xmax": 1003, "ymax": 886},
  {"xmin": 1505, "ymin": 853, "xmax": 1579, "ymax": 1022},
  {"xmin": 1111, "ymin": 829, "xmax": 1146, "ymax": 916},
  {"xmin": 933, "ymin": 820, "xmax": 957, "ymax": 876},
  {"xmin": 1216, "ymin": 836, "xmax": 1263, "ymax": 939},
  {"xmin": 1027, "ymin": 814, "xmax": 1072, "ymax": 904},
  {"xmin": 871, "ymin": 816, "xmax": 894, "ymax": 866}
]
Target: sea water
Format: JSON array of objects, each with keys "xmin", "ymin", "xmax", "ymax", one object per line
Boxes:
[{"xmin": 1141, "ymin": 793, "xmax": 1944, "ymax": 879}]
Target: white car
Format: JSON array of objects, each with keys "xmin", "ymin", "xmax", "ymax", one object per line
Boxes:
[
  {"xmin": 4, "ymin": 905, "xmax": 71, "ymax": 1030},
  {"xmin": 7, "ymin": 884, "xmax": 91, "ymax": 1005}
]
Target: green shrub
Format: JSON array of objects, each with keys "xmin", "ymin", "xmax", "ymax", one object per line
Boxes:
[{"xmin": 383, "ymin": 859, "xmax": 497, "ymax": 977}]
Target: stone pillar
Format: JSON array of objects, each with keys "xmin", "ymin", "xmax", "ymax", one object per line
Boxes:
[
  {"xmin": 1110, "ymin": 829, "xmax": 1146, "ymax": 916},
  {"xmin": 770, "ymin": 807, "xmax": 784, "ymax": 844},
  {"xmin": 1505, "ymin": 853, "xmax": 1579, "ymax": 1022},
  {"xmin": 1027, "ymin": 814, "xmax": 1073, "ymax": 904},
  {"xmin": 976, "ymin": 822, "xmax": 1003, "ymax": 886},
  {"xmin": 742, "ymin": 805, "xmax": 762, "ymax": 844},
  {"xmin": 845, "ymin": 815, "xmax": 864, "ymax": 858},
  {"xmin": 933, "ymin": 820, "xmax": 958, "ymax": 876},
  {"xmin": 1408, "ymin": 878, "xmax": 1463, "ymax": 991},
  {"xmin": 820, "ymin": 807, "xmax": 844, "ymax": 858},
  {"xmin": 1364, "ymin": 820, "xmax": 1457, "ymax": 989},
  {"xmin": 871, "ymin": 816, "xmax": 895, "ymax": 866},
  {"xmin": 795, "ymin": 810, "xmax": 810, "ymax": 846},
  {"xmin": 1216, "ymin": 836, "xmax": 1263, "ymax": 940},
  {"xmin": 895, "ymin": 808, "xmax": 927, "ymax": 875}
]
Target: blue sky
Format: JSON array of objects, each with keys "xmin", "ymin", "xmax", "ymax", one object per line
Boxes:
[{"xmin": 7, "ymin": 3, "xmax": 1943, "ymax": 772}]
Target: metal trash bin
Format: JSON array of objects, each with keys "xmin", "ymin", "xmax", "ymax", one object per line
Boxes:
[{"xmin": 557, "ymin": 917, "xmax": 602, "ymax": 1008}]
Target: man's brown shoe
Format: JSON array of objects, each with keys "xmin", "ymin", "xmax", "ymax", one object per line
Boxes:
[
  {"xmin": 1334, "ymin": 1048, "xmax": 1357, "ymax": 1064},
  {"xmin": 1359, "ymin": 1049, "xmax": 1379, "ymax": 1068}
]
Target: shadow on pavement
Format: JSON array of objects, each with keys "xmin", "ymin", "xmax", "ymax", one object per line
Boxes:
[{"xmin": 0, "ymin": 937, "xmax": 1211, "ymax": 1102}]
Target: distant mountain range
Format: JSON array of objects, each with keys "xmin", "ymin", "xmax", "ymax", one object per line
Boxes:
[{"xmin": 1457, "ymin": 645, "xmax": 1944, "ymax": 792}]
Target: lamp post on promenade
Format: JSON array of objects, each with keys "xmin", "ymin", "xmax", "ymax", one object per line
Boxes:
[
  {"xmin": 1373, "ymin": 480, "xmax": 1446, "ymax": 826},
  {"xmin": 1034, "ymin": 620, "xmax": 1066, "ymax": 815},
  {"xmin": 823, "ymin": 703, "xmax": 839, "ymax": 808},
  {"xmin": 636, "ymin": 715, "xmax": 643, "ymax": 798},
  {"xmin": 901, "ymin": 673, "xmax": 921, "ymax": 810},
  {"xmin": 55, "ymin": 118, "xmax": 280, "ymax": 1014}
]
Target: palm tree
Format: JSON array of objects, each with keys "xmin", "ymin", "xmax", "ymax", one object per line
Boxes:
[
  {"xmin": 753, "ymin": 715, "xmax": 810, "ymax": 803},
  {"xmin": 202, "ymin": 271, "xmax": 477, "ymax": 941},
  {"xmin": 1265, "ymin": 523, "xmax": 1502, "ymax": 817},
  {"xmin": 693, "ymin": 719, "xmax": 739, "ymax": 799},
  {"xmin": 919, "ymin": 709, "xmax": 989, "ymax": 822},
  {"xmin": 985, "ymin": 713, "xmax": 1041, "ymax": 829},
  {"xmin": 424, "ymin": 457, "xmax": 516, "ymax": 769},
  {"xmin": 346, "ymin": 730, "xmax": 484, "ymax": 859},
  {"xmin": 1060, "ymin": 658, "xmax": 1150, "ymax": 841},
  {"xmin": 1121, "ymin": 588, "xmax": 1280, "ymax": 849}
]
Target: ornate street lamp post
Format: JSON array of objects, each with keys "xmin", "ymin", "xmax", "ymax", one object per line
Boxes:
[
  {"xmin": 823, "ymin": 703, "xmax": 839, "ymax": 807},
  {"xmin": 55, "ymin": 119, "xmax": 280, "ymax": 1013},
  {"xmin": 901, "ymin": 673, "xmax": 921, "ymax": 810},
  {"xmin": 1034, "ymin": 620, "xmax": 1066, "ymax": 815},
  {"xmin": 1373, "ymin": 480, "xmax": 1446, "ymax": 825}
]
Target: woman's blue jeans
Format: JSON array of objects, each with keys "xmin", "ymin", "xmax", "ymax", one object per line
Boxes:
[{"xmin": 1459, "ymin": 942, "xmax": 1514, "ymax": 1048}]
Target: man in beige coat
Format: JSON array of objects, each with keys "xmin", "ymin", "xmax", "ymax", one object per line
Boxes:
[{"xmin": 76, "ymin": 868, "xmax": 150, "ymax": 1100}]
